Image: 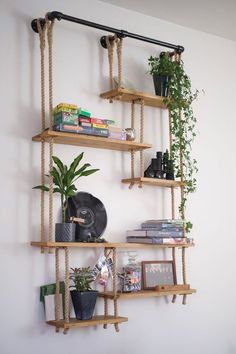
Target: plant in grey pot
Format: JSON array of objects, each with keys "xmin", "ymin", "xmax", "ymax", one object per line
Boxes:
[
  {"xmin": 70, "ymin": 267, "xmax": 98, "ymax": 320},
  {"xmin": 33, "ymin": 153, "xmax": 99, "ymax": 242}
]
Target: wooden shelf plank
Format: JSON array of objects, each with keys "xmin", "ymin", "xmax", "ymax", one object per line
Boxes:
[
  {"xmin": 99, "ymin": 289, "xmax": 197, "ymax": 299},
  {"xmin": 47, "ymin": 315, "xmax": 128, "ymax": 329},
  {"xmin": 122, "ymin": 177, "xmax": 183, "ymax": 188},
  {"xmin": 32, "ymin": 130, "xmax": 152, "ymax": 152},
  {"xmin": 100, "ymin": 88, "xmax": 167, "ymax": 109},
  {"xmin": 31, "ymin": 241, "xmax": 194, "ymax": 249}
]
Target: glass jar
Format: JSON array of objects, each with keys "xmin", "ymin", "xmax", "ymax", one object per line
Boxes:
[{"xmin": 121, "ymin": 251, "xmax": 141, "ymax": 292}]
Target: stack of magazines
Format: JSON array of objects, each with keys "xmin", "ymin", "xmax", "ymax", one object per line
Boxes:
[{"xmin": 126, "ymin": 219, "xmax": 194, "ymax": 244}]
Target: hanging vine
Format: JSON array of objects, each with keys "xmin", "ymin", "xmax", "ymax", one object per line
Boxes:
[{"xmin": 148, "ymin": 52, "xmax": 199, "ymax": 233}]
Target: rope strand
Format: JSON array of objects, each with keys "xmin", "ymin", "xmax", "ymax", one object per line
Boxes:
[
  {"xmin": 37, "ymin": 19, "xmax": 46, "ymax": 252},
  {"xmin": 138, "ymin": 100, "xmax": 144, "ymax": 188},
  {"xmin": 55, "ymin": 248, "xmax": 60, "ymax": 333},
  {"xmin": 64, "ymin": 247, "xmax": 70, "ymax": 334}
]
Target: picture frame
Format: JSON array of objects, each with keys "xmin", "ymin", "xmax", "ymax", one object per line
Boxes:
[{"xmin": 141, "ymin": 261, "xmax": 177, "ymax": 290}]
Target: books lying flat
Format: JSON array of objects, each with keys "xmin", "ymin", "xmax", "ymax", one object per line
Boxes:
[
  {"xmin": 141, "ymin": 219, "xmax": 184, "ymax": 230},
  {"xmin": 126, "ymin": 237, "xmax": 193, "ymax": 244},
  {"xmin": 126, "ymin": 229, "xmax": 184, "ymax": 238}
]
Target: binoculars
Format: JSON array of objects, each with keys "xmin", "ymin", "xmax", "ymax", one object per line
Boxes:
[{"xmin": 144, "ymin": 150, "xmax": 174, "ymax": 180}]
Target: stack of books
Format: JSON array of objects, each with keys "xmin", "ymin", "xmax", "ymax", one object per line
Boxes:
[
  {"xmin": 126, "ymin": 219, "xmax": 193, "ymax": 244},
  {"xmin": 52, "ymin": 103, "xmax": 125, "ymax": 139},
  {"xmin": 78, "ymin": 114, "xmax": 115, "ymax": 138},
  {"xmin": 53, "ymin": 102, "xmax": 79, "ymax": 132}
]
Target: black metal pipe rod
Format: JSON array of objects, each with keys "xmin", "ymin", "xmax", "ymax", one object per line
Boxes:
[{"xmin": 31, "ymin": 11, "xmax": 184, "ymax": 53}]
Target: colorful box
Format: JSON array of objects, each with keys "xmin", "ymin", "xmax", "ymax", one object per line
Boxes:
[
  {"xmin": 79, "ymin": 108, "xmax": 91, "ymax": 118},
  {"xmin": 53, "ymin": 111, "xmax": 78, "ymax": 125}
]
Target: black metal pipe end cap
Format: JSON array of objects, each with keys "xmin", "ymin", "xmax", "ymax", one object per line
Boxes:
[
  {"xmin": 176, "ymin": 45, "xmax": 185, "ymax": 54},
  {"xmin": 100, "ymin": 36, "xmax": 108, "ymax": 49},
  {"xmin": 31, "ymin": 18, "xmax": 45, "ymax": 33}
]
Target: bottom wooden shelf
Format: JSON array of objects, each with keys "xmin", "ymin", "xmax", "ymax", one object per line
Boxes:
[
  {"xmin": 46, "ymin": 315, "xmax": 128, "ymax": 329},
  {"xmin": 99, "ymin": 289, "xmax": 196, "ymax": 299}
]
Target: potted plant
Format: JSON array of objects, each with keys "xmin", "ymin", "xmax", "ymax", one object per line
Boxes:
[
  {"xmin": 33, "ymin": 153, "xmax": 99, "ymax": 242},
  {"xmin": 148, "ymin": 52, "xmax": 174, "ymax": 97},
  {"xmin": 148, "ymin": 52, "xmax": 199, "ymax": 233},
  {"xmin": 70, "ymin": 266, "xmax": 98, "ymax": 320}
]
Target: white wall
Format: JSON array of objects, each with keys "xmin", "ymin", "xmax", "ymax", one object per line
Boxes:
[{"xmin": 1, "ymin": 0, "xmax": 236, "ymax": 353}]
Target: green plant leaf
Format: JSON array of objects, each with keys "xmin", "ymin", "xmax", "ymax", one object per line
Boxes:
[
  {"xmin": 80, "ymin": 168, "xmax": 99, "ymax": 177},
  {"xmin": 52, "ymin": 156, "xmax": 64, "ymax": 175},
  {"xmin": 68, "ymin": 153, "xmax": 84, "ymax": 176},
  {"xmin": 32, "ymin": 185, "xmax": 49, "ymax": 191}
]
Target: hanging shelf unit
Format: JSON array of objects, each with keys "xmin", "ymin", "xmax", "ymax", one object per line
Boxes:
[{"xmin": 31, "ymin": 11, "xmax": 196, "ymax": 334}]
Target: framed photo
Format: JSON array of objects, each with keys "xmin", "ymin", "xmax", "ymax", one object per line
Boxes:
[{"xmin": 142, "ymin": 261, "xmax": 177, "ymax": 290}]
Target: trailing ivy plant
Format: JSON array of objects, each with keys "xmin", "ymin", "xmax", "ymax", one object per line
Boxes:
[{"xmin": 148, "ymin": 52, "xmax": 199, "ymax": 233}]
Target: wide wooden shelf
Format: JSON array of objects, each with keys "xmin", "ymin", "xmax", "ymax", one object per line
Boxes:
[
  {"xmin": 47, "ymin": 315, "xmax": 128, "ymax": 329},
  {"xmin": 99, "ymin": 289, "xmax": 197, "ymax": 299},
  {"xmin": 32, "ymin": 130, "xmax": 152, "ymax": 152},
  {"xmin": 100, "ymin": 88, "xmax": 167, "ymax": 109},
  {"xmin": 31, "ymin": 241, "xmax": 194, "ymax": 249},
  {"xmin": 122, "ymin": 177, "xmax": 183, "ymax": 188}
]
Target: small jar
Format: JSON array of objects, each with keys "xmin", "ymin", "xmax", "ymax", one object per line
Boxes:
[
  {"xmin": 125, "ymin": 128, "xmax": 136, "ymax": 141},
  {"xmin": 121, "ymin": 252, "xmax": 141, "ymax": 292}
]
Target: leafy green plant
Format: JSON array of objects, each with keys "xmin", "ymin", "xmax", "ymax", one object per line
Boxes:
[
  {"xmin": 70, "ymin": 267, "xmax": 95, "ymax": 292},
  {"xmin": 33, "ymin": 153, "xmax": 99, "ymax": 223},
  {"xmin": 148, "ymin": 52, "xmax": 199, "ymax": 233}
]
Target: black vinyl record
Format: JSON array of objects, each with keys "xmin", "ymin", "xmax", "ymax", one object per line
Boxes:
[{"xmin": 67, "ymin": 192, "xmax": 107, "ymax": 242}]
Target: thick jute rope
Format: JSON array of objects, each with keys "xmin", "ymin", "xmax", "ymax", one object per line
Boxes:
[
  {"xmin": 37, "ymin": 19, "xmax": 46, "ymax": 253},
  {"xmin": 112, "ymin": 248, "xmax": 119, "ymax": 332},
  {"xmin": 64, "ymin": 247, "xmax": 70, "ymax": 334},
  {"xmin": 171, "ymin": 247, "xmax": 177, "ymax": 303},
  {"xmin": 138, "ymin": 100, "xmax": 144, "ymax": 188},
  {"xmin": 182, "ymin": 246, "xmax": 187, "ymax": 305},
  {"xmin": 55, "ymin": 247, "xmax": 60, "ymax": 332},
  {"xmin": 168, "ymin": 108, "xmax": 175, "ymax": 220},
  {"xmin": 46, "ymin": 14, "xmax": 54, "ymax": 130},
  {"xmin": 129, "ymin": 101, "xmax": 135, "ymax": 189},
  {"xmin": 169, "ymin": 102, "xmax": 177, "ymax": 303},
  {"xmin": 175, "ymin": 52, "xmax": 187, "ymax": 305},
  {"xmin": 103, "ymin": 248, "xmax": 109, "ymax": 329},
  {"xmin": 106, "ymin": 36, "xmax": 115, "ymax": 102},
  {"xmin": 116, "ymin": 37, "xmax": 123, "ymax": 89},
  {"xmin": 45, "ymin": 15, "xmax": 55, "ymax": 248}
]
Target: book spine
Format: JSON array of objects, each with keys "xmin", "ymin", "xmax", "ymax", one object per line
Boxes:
[
  {"xmin": 141, "ymin": 223, "xmax": 184, "ymax": 229},
  {"xmin": 92, "ymin": 123, "xmax": 108, "ymax": 129},
  {"xmin": 151, "ymin": 238, "xmax": 188, "ymax": 244},
  {"xmin": 126, "ymin": 237, "xmax": 153, "ymax": 244},
  {"xmin": 79, "ymin": 117, "xmax": 91, "ymax": 123},
  {"xmin": 126, "ymin": 230, "xmax": 147, "ymax": 237},
  {"xmin": 80, "ymin": 122, "xmax": 92, "ymax": 128},
  {"xmin": 146, "ymin": 230, "xmax": 184, "ymax": 237}
]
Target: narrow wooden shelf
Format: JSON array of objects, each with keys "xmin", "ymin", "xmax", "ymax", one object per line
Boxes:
[
  {"xmin": 100, "ymin": 88, "xmax": 167, "ymax": 109},
  {"xmin": 121, "ymin": 177, "xmax": 183, "ymax": 188},
  {"xmin": 99, "ymin": 289, "xmax": 197, "ymax": 299},
  {"xmin": 32, "ymin": 130, "xmax": 152, "ymax": 152},
  {"xmin": 47, "ymin": 315, "xmax": 128, "ymax": 329},
  {"xmin": 31, "ymin": 241, "xmax": 194, "ymax": 249}
]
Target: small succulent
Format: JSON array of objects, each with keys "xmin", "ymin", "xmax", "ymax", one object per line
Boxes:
[{"xmin": 70, "ymin": 267, "xmax": 95, "ymax": 292}]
